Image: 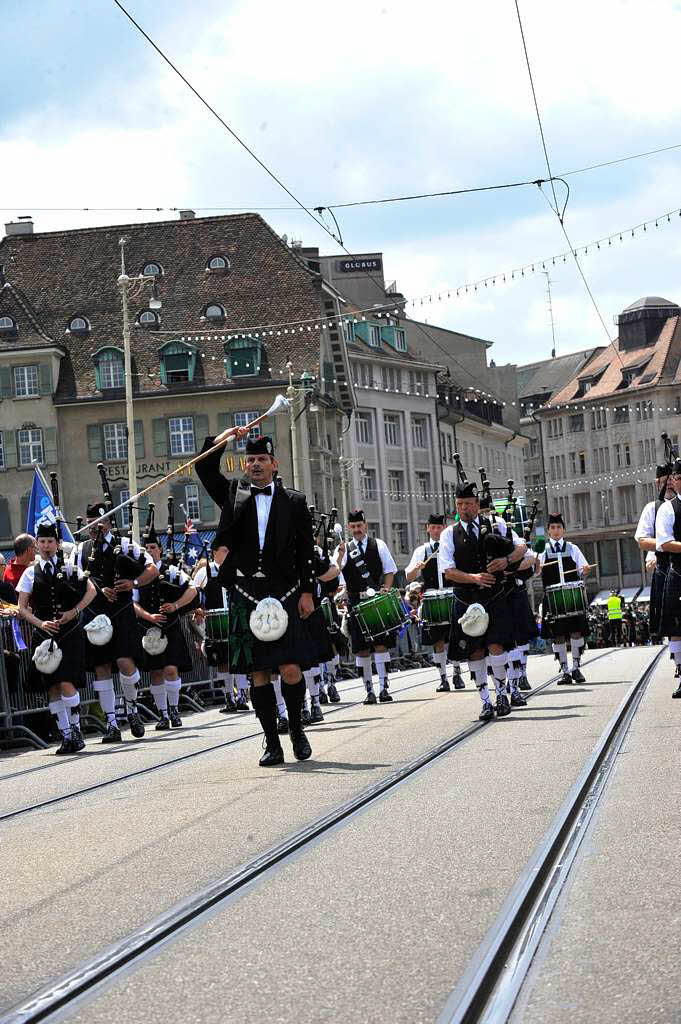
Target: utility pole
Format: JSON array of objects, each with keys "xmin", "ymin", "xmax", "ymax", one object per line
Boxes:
[{"xmin": 118, "ymin": 237, "xmax": 140, "ymax": 544}]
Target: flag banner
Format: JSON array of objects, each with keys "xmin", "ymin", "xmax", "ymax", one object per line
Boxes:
[
  {"xmin": 180, "ymin": 515, "xmax": 202, "ymax": 568},
  {"xmin": 26, "ymin": 466, "xmax": 75, "ymax": 543}
]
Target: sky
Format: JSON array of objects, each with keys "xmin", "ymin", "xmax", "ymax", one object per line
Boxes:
[{"xmin": 3, "ymin": 0, "xmax": 681, "ymax": 368}]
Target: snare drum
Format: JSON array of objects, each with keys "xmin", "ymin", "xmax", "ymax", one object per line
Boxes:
[
  {"xmin": 205, "ymin": 607, "xmax": 230, "ymax": 643},
  {"xmin": 352, "ymin": 589, "xmax": 407, "ymax": 643},
  {"xmin": 320, "ymin": 597, "xmax": 338, "ymax": 633},
  {"xmin": 420, "ymin": 589, "xmax": 454, "ymax": 626},
  {"xmin": 544, "ymin": 582, "xmax": 587, "ymax": 620}
]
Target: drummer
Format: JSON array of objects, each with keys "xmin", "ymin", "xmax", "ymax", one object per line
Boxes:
[
  {"xmin": 635, "ymin": 462, "xmax": 674, "ymax": 656},
  {"xmin": 654, "ymin": 457, "xmax": 681, "ymax": 689},
  {"xmin": 333, "ymin": 510, "xmax": 398, "ymax": 705},
  {"xmin": 535, "ymin": 513, "xmax": 590, "ymax": 684},
  {"xmin": 406, "ymin": 513, "xmax": 464, "ymax": 692}
]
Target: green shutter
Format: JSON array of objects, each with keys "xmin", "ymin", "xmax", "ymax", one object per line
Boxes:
[
  {"xmin": 0, "ymin": 497, "xmax": 10, "ymax": 538},
  {"xmin": 39, "ymin": 362, "xmax": 53, "ymax": 395},
  {"xmin": 134, "ymin": 420, "xmax": 145, "ymax": 459},
  {"xmin": 159, "ymin": 355, "xmax": 167, "ymax": 387},
  {"xmin": 199, "ymin": 485, "xmax": 215, "ymax": 525},
  {"xmin": 153, "ymin": 418, "xmax": 168, "ymax": 457},
  {"xmin": 217, "ymin": 413, "xmax": 231, "ymax": 433},
  {"xmin": 87, "ymin": 424, "xmax": 103, "ymax": 463},
  {"xmin": 353, "ymin": 322, "xmax": 369, "ymax": 343},
  {"xmin": 43, "ymin": 427, "xmax": 58, "ymax": 465},
  {"xmin": 3, "ymin": 430, "xmax": 17, "ymax": 469},
  {"xmin": 0, "ymin": 367, "xmax": 11, "ymax": 399},
  {"xmin": 170, "ymin": 483, "xmax": 185, "ymax": 523},
  {"xmin": 380, "ymin": 325, "xmax": 396, "ymax": 347},
  {"xmin": 261, "ymin": 416, "xmax": 277, "ymax": 442},
  {"xmin": 20, "ymin": 492, "xmax": 30, "ymax": 532},
  {"xmin": 194, "ymin": 414, "xmax": 209, "ymax": 448}
]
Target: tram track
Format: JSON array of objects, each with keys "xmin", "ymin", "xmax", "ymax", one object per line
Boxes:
[{"xmin": 0, "ymin": 645, "xmax": 627, "ymax": 1024}]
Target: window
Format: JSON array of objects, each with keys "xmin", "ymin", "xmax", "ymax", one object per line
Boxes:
[
  {"xmin": 575, "ymin": 492, "xmax": 591, "ymax": 528},
  {"xmin": 207, "ymin": 255, "xmax": 229, "ymax": 272},
  {"xmin": 439, "ymin": 431, "xmax": 446, "ymax": 459},
  {"xmin": 618, "ymin": 485, "xmax": 637, "ymax": 523},
  {"xmin": 355, "ymin": 412, "xmax": 373, "ymax": 445},
  {"xmin": 529, "ymin": 436, "xmax": 539, "ymax": 457},
  {"xmin": 142, "ymin": 262, "xmax": 162, "ymax": 276},
  {"xmin": 160, "ymin": 341, "xmax": 197, "ymax": 386},
  {"xmin": 620, "ymin": 536, "xmax": 641, "ymax": 575},
  {"xmin": 411, "ymin": 416, "xmax": 427, "ymax": 448},
  {"xmin": 557, "ymin": 496, "xmax": 569, "ymax": 523},
  {"xmin": 103, "ymin": 422, "xmax": 127, "ymax": 461},
  {"xmin": 547, "ymin": 417, "xmax": 563, "ymax": 438},
  {"xmin": 0, "ymin": 315, "xmax": 17, "ymax": 337},
  {"xmin": 569, "ymin": 451, "xmax": 577, "ymax": 475},
  {"xmin": 614, "ymin": 443, "xmax": 621, "ymax": 468},
  {"xmin": 388, "ymin": 470, "xmax": 405, "ymax": 501},
  {"xmin": 234, "ymin": 411, "xmax": 260, "ymax": 451},
  {"xmin": 67, "ymin": 316, "xmax": 89, "ymax": 335},
  {"xmin": 568, "ymin": 413, "xmax": 584, "ymax": 433},
  {"xmin": 578, "ymin": 450, "xmax": 586, "ymax": 474},
  {"xmin": 185, "ymin": 483, "xmax": 200, "ymax": 520},
  {"xmin": 137, "ymin": 310, "xmax": 160, "ymax": 329},
  {"xmin": 391, "ymin": 522, "xmax": 409, "ymax": 555},
  {"xmin": 598, "ymin": 538, "xmax": 618, "ymax": 576},
  {"xmin": 635, "ymin": 400, "xmax": 653, "ymax": 422},
  {"xmin": 624, "ymin": 443, "xmax": 631, "ymax": 467},
  {"xmin": 360, "ymin": 467, "xmax": 377, "ymax": 501},
  {"xmin": 367, "ymin": 521, "xmax": 380, "ymax": 540},
  {"xmin": 353, "ymin": 362, "xmax": 374, "ymax": 388},
  {"xmin": 384, "ymin": 413, "xmax": 401, "ymax": 446},
  {"xmin": 204, "ymin": 303, "xmax": 225, "ymax": 323},
  {"xmin": 416, "ymin": 472, "xmax": 431, "ymax": 499},
  {"xmin": 381, "ymin": 366, "xmax": 401, "ymax": 392},
  {"xmin": 447, "ymin": 434, "xmax": 454, "ymax": 464},
  {"xmin": 13, "ymin": 365, "xmax": 39, "ymax": 397},
  {"xmin": 613, "ymin": 405, "xmax": 630, "ymax": 424},
  {"xmin": 394, "ymin": 328, "xmax": 406, "ymax": 352},
  {"xmin": 225, "ymin": 336, "xmax": 262, "ymax": 377},
  {"xmin": 96, "ymin": 349, "xmax": 125, "ymax": 390},
  {"xmin": 591, "ymin": 408, "xmax": 607, "ymax": 429},
  {"xmin": 0, "ymin": 433, "xmax": 4, "ymax": 469},
  {"xmin": 18, "ymin": 427, "xmax": 43, "ymax": 466},
  {"xmin": 168, "ymin": 416, "xmax": 195, "ymax": 456},
  {"xmin": 369, "ymin": 325, "xmax": 381, "ymax": 347},
  {"xmin": 409, "ymin": 370, "xmax": 426, "ymax": 395}
]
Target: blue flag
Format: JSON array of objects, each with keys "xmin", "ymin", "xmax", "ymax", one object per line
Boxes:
[
  {"xmin": 180, "ymin": 515, "xmax": 202, "ymax": 568},
  {"xmin": 26, "ymin": 466, "xmax": 75, "ymax": 543}
]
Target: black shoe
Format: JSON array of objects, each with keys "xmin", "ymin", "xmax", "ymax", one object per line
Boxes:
[
  {"xmin": 55, "ymin": 735, "xmax": 74, "ymax": 755},
  {"xmin": 364, "ymin": 690, "xmax": 377, "ymax": 705},
  {"xmin": 310, "ymin": 702, "xmax": 324, "ymax": 724},
  {"xmin": 102, "ymin": 722, "xmax": 122, "ymax": 744},
  {"xmin": 675, "ymin": 664, "xmax": 681, "ymax": 678},
  {"xmin": 70, "ymin": 726, "xmax": 85, "ymax": 752},
  {"xmin": 155, "ymin": 714, "xmax": 171, "ymax": 731},
  {"xmin": 168, "ymin": 706, "xmax": 182, "ymax": 728},
  {"xmin": 518, "ymin": 673, "xmax": 531, "ymax": 691},
  {"xmin": 672, "ymin": 685, "xmax": 681, "ymax": 699},
  {"xmin": 571, "ymin": 668, "xmax": 585, "ymax": 683},
  {"xmin": 378, "ymin": 689, "xmax": 393, "ymax": 702},
  {"xmin": 335, "ymin": 667, "xmax": 344, "ymax": 681},
  {"xmin": 277, "ymin": 713, "xmax": 289, "ymax": 734},
  {"xmin": 453, "ymin": 674, "xmax": 466, "ymax": 690},
  {"xmin": 235, "ymin": 696, "xmax": 250, "ymax": 712},
  {"xmin": 327, "ymin": 683, "xmax": 341, "ymax": 703},
  {"xmin": 289, "ymin": 724, "xmax": 312, "ymax": 761},
  {"xmin": 319, "ymin": 688, "xmax": 329, "ymax": 705},
  {"xmin": 301, "ymin": 706, "xmax": 312, "ymax": 726},
  {"xmin": 496, "ymin": 693, "xmax": 512, "ymax": 717},
  {"xmin": 479, "ymin": 700, "xmax": 494, "ymax": 721},
  {"xmin": 436, "ymin": 679, "xmax": 451, "ymax": 692},
  {"xmin": 557, "ymin": 671, "xmax": 574, "ymax": 686},
  {"xmin": 259, "ymin": 741, "xmax": 285, "ymax": 767},
  {"xmin": 128, "ymin": 711, "xmax": 146, "ymax": 738},
  {"xmin": 219, "ymin": 695, "xmax": 239, "ymax": 714},
  {"xmin": 510, "ymin": 692, "xmax": 528, "ymax": 707}
]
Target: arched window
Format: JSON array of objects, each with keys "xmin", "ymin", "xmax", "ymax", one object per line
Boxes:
[
  {"xmin": 67, "ymin": 315, "xmax": 89, "ymax": 335},
  {"xmin": 203, "ymin": 303, "xmax": 225, "ymax": 323},
  {"xmin": 93, "ymin": 347, "xmax": 125, "ymax": 390},
  {"xmin": 137, "ymin": 310, "xmax": 160, "ymax": 329},
  {"xmin": 0, "ymin": 315, "xmax": 18, "ymax": 337},
  {"xmin": 206, "ymin": 255, "xmax": 229, "ymax": 272},
  {"xmin": 142, "ymin": 262, "xmax": 163, "ymax": 277}
]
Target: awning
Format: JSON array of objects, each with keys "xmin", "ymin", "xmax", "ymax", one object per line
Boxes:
[
  {"xmin": 590, "ymin": 590, "xmax": 612, "ymax": 606},
  {"xmin": 636, "ymin": 586, "xmax": 651, "ymax": 603},
  {"xmin": 620, "ymin": 587, "xmax": 641, "ymax": 604}
]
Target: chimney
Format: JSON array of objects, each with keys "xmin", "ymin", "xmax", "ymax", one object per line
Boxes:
[
  {"xmin": 5, "ymin": 216, "xmax": 33, "ymax": 236},
  {"xmin": 179, "ymin": 209, "xmax": 196, "ymax": 220}
]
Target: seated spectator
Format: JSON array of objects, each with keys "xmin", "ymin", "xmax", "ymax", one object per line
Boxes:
[{"xmin": 4, "ymin": 534, "xmax": 36, "ymax": 594}]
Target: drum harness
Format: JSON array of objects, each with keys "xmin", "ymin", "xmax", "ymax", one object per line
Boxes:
[{"xmin": 450, "ymin": 516, "xmax": 514, "ymax": 615}]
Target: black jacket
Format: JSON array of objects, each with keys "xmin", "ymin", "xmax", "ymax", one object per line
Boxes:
[{"xmin": 196, "ymin": 436, "xmax": 315, "ymax": 593}]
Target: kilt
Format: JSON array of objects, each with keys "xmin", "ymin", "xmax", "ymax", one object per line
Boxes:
[
  {"xmin": 138, "ymin": 619, "xmax": 192, "ymax": 672},
  {"xmin": 82, "ymin": 596, "xmax": 142, "ymax": 670},
  {"xmin": 228, "ymin": 584, "xmax": 330, "ymax": 673},
  {"xmin": 448, "ymin": 585, "xmax": 515, "ymax": 661},
  {"xmin": 421, "ymin": 623, "xmax": 450, "ymax": 647},
  {"xmin": 508, "ymin": 584, "xmax": 539, "ymax": 646},
  {"xmin": 649, "ymin": 564, "xmax": 667, "ymax": 637},
  {"xmin": 26, "ymin": 622, "xmax": 86, "ymax": 692},
  {"xmin": 659, "ymin": 564, "xmax": 681, "ymax": 638}
]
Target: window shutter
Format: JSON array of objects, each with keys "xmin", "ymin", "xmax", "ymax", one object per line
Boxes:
[
  {"xmin": 353, "ymin": 322, "xmax": 369, "ymax": 343},
  {"xmin": 87, "ymin": 424, "xmax": 103, "ymax": 463},
  {"xmin": 159, "ymin": 355, "xmax": 167, "ymax": 387},
  {"xmin": 20, "ymin": 492, "xmax": 30, "ymax": 532},
  {"xmin": 0, "ymin": 367, "xmax": 11, "ymax": 399},
  {"xmin": 217, "ymin": 413, "xmax": 231, "ymax": 433},
  {"xmin": 3, "ymin": 430, "xmax": 17, "ymax": 469},
  {"xmin": 39, "ymin": 362, "xmax": 53, "ymax": 395},
  {"xmin": 137, "ymin": 494, "xmax": 150, "ymax": 529},
  {"xmin": 199, "ymin": 486, "xmax": 215, "ymax": 525},
  {"xmin": 261, "ymin": 416, "xmax": 277, "ymax": 441},
  {"xmin": 171, "ymin": 483, "xmax": 185, "ymax": 524},
  {"xmin": 0, "ymin": 497, "xmax": 10, "ymax": 538},
  {"xmin": 134, "ymin": 420, "xmax": 145, "ymax": 459},
  {"xmin": 152, "ymin": 418, "xmax": 168, "ymax": 457},
  {"xmin": 194, "ymin": 414, "xmax": 209, "ymax": 447},
  {"xmin": 43, "ymin": 426, "xmax": 58, "ymax": 465}
]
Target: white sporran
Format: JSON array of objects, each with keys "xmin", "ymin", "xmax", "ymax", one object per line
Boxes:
[
  {"xmin": 84, "ymin": 613, "xmax": 113, "ymax": 646},
  {"xmin": 249, "ymin": 596, "xmax": 288, "ymax": 642},
  {"xmin": 33, "ymin": 638, "xmax": 63, "ymax": 675},
  {"xmin": 458, "ymin": 602, "xmax": 489, "ymax": 637},
  {"xmin": 142, "ymin": 627, "xmax": 168, "ymax": 655}
]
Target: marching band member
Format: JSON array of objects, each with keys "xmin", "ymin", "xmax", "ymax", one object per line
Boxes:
[
  {"xmin": 439, "ymin": 475, "xmax": 527, "ymax": 719},
  {"xmin": 332, "ymin": 510, "xmax": 398, "ymax": 705},
  {"xmin": 302, "ymin": 538, "xmax": 342, "ymax": 724},
  {"xmin": 196, "ymin": 431, "xmax": 326, "ymax": 767},
  {"xmin": 635, "ymin": 463, "xmax": 674, "ymax": 669},
  {"xmin": 17, "ymin": 523, "xmax": 97, "ymax": 754},
  {"xmin": 536, "ymin": 513, "xmax": 590, "ymax": 684},
  {"xmin": 654, "ymin": 458, "xmax": 681, "ymax": 690},
  {"xmin": 406, "ymin": 513, "xmax": 464, "ymax": 692}
]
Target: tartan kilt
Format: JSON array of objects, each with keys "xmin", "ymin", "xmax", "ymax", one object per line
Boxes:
[
  {"xmin": 541, "ymin": 607, "xmax": 588, "ymax": 640},
  {"xmin": 82, "ymin": 596, "xmax": 143, "ymax": 670},
  {"xmin": 228, "ymin": 586, "xmax": 330, "ymax": 673},
  {"xmin": 508, "ymin": 585, "xmax": 539, "ymax": 646},
  {"xmin": 659, "ymin": 565, "xmax": 681, "ymax": 638},
  {"xmin": 138, "ymin": 619, "xmax": 193, "ymax": 672},
  {"xmin": 421, "ymin": 623, "xmax": 450, "ymax": 647},
  {"xmin": 26, "ymin": 622, "xmax": 86, "ymax": 692},
  {"xmin": 649, "ymin": 565, "xmax": 668, "ymax": 637},
  {"xmin": 448, "ymin": 585, "xmax": 515, "ymax": 661}
]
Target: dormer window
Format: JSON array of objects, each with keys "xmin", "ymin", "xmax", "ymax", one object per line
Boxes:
[
  {"xmin": 224, "ymin": 336, "xmax": 263, "ymax": 378},
  {"xmin": 206, "ymin": 255, "xmax": 229, "ymax": 273},
  {"xmin": 142, "ymin": 262, "xmax": 163, "ymax": 277},
  {"xmin": 137, "ymin": 310, "xmax": 160, "ymax": 329},
  {"xmin": 159, "ymin": 340, "xmax": 197, "ymax": 386},
  {"xmin": 93, "ymin": 347, "xmax": 125, "ymax": 391},
  {"xmin": 0, "ymin": 315, "xmax": 18, "ymax": 338},
  {"xmin": 67, "ymin": 316, "xmax": 90, "ymax": 336},
  {"xmin": 202, "ymin": 303, "xmax": 225, "ymax": 323}
]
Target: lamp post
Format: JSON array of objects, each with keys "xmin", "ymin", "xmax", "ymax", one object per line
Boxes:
[{"xmin": 118, "ymin": 237, "xmax": 161, "ymax": 544}]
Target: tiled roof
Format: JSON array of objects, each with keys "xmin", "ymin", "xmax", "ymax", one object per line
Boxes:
[
  {"xmin": 0, "ymin": 214, "xmax": 326, "ymax": 400},
  {"xmin": 517, "ymin": 348, "xmax": 598, "ymax": 400}
]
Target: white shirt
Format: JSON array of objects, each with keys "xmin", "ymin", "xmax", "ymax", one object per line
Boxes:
[
  {"xmin": 655, "ymin": 499, "xmax": 680, "ymax": 549},
  {"xmin": 333, "ymin": 537, "xmax": 398, "ymax": 576},
  {"xmin": 192, "ymin": 560, "xmax": 221, "ymax": 591},
  {"xmin": 636, "ymin": 498, "xmax": 672, "ymax": 551},
  {"xmin": 17, "ymin": 557, "xmax": 82, "ymax": 595},
  {"xmin": 251, "ymin": 487, "xmax": 274, "ymax": 549},
  {"xmin": 132, "ymin": 561, "xmax": 191, "ymax": 602},
  {"xmin": 70, "ymin": 533, "xmax": 153, "ymax": 572},
  {"xmin": 438, "ymin": 516, "xmax": 524, "ymax": 573},
  {"xmin": 406, "ymin": 541, "xmax": 443, "ymax": 588},
  {"xmin": 537, "ymin": 540, "xmax": 588, "ymax": 571}
]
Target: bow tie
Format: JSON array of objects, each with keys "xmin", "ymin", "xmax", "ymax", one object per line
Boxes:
[{"xmin": 251, "ymin": 485, "xmax": 273, "ymax": 497}]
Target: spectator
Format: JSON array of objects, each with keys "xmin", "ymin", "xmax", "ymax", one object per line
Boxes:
[
  {"xmin": 4, "ymin": 534, "xmax": 36, "ymax": 594},
  {"xmin": 0, "ymin": 555, "xmax": 17, "ymax": 605}
]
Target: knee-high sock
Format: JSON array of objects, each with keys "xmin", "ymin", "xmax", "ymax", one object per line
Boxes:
[
  {"xmin": 552, "ymin": 642, "xmax": 568, "ymax": 671},
  {"xmin": 507, "ymin": 658, "xmax": 522, "ymax": 697},
  {"xmin": 489, "ymin": 653, "xmax": 509, "ymax": 696},
  {"xmin": 469, "ymin": 659, "xmax": 490, "ymax": 704},
  {"xmin": 272, "ymin": 675, "xmax": 286, "ymax": 715},
  {"xmin": 119, "ymin": 671, "xmax": 140, "ymax": 711},
  {"xmin": 150, "ymin": 682, "xmax": 168, "ymax": 714},
  {"xmin": 304, "ymin": 669, "xmax": 320, "ymax": 703},
  {"xmin": 670, "ymin": 639, "xmax": 681, "ymax": 666},
  {"xmin": 62, "ymin": 691, "xmax": 80, "ymax": 728},
  {"xmin": 451, "ymin": 660, "xmax": 462, "ymax": 677},
  {"xmin": 251, "ymin": 683, "xmax": 279, "ymax": 745},
  {"xmin": 49, "ymin": 699, "xmax": 71, "ymax": 738},
  {"xmin": 432, "ymin": 649, "xmax": 448, "ymax": 681},
  {"xmin": 356, "ymin": 655, "xmax": 373, "ymax": 692},
  {"xmin": 94, "ymin": 679, "xmax": 117, "ymax": 727},
  {"xmin": 282, "ymin": 677, "xmax": 306, "ymax": 728},
  {"xmin": 570, "ymin": 638, "xmax": 585, "ymax": 668},
  {"xmin": 235, "ymin": 674, "xmax": 248, "ymax": 697},
  {"xmin": 374, "ymin": 651, "xmax": 391, "ymax": 691},
  {"xmin": 166, "ymin": 679, "xmax": 181, "ymax": 707}
]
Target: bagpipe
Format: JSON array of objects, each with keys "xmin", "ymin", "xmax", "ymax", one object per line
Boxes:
[
  {"xmin": 454, "ymin": 453, "xmax": 514, "ymax": 562},
  {"xmin": 659, "ymin": 432, "xmax": 677, "ymax": 501},
  {"xmin": 92, "ymin": 463, "xmax": 146, "ymax": 584},
  {"xmin": 309, "ymin": 505, "xmax": 343, "ymax": 557}
]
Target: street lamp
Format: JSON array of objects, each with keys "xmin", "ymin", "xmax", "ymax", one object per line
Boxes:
[{"xmin": 117, "ymin": 236, "xmax": 162, "ymax": 544}]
